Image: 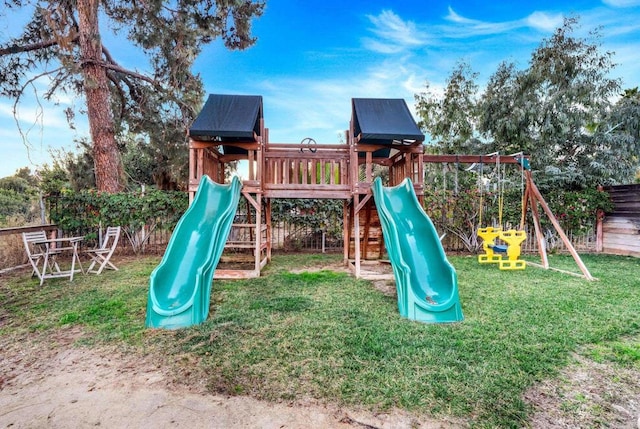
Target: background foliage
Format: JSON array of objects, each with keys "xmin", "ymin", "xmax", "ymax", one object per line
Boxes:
[
  {"xmin": 48, "ymin": 188, "xmax": 187, "ymax": 253},
  {"xmin": 416, "ymin": 17, "xmax": 640, "ymax": 189}
]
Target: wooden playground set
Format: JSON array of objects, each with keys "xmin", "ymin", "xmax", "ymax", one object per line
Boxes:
[{"xmin": 187, "ymin": 94, "xmax": 593, "ymax": 281}]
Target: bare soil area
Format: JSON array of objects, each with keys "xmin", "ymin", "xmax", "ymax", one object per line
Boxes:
[
  {"xmin": 525, "ymin": 353, "xmax": 640, "ymax": 428},
  {"xmin": 3, "ymin": 329, "xmax": 638, "ymax": 429},
  {"xmin": 0, "ymin": 327, "xmax": 460, "ymax": 429}
]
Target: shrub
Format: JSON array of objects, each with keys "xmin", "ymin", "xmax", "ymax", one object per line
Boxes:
[{"xmin": 48, "ymin": 189, "xmax": 188, "ymax": 253}]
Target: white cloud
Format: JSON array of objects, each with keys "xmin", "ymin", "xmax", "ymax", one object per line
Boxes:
[
  {"xmin": 361, "ymin": 37, "xmax": 406, "ymax": 54},
  {"xmin": 524, "ymin": 11, "xmax": 565, "ymax": 32},
  {"xmin": 259, "ymin": 79, "xmax": 354, "ymax": 142},
  {"xmin": 444, "ymin": 6, "xmax": 520, "ymax": 36},
  {"xmin": 607, "ymin": 43, "xmax": 640, "ymax": 88},
  {"xmin": 0, "ymin": 102, "xmax": 14, "ymax": 119},
  {"xmin": 444, "ymin": 7, "xmax": 563, "ymax": 37},
  {"xmin": 363, "ymin": 10, "xmax": 429, "ymax": 53},
  {"xmin": 445, "ymin": 7, "xmax": 483, "ymax": 25},
  {"xmin": 2, "ymin": 101, "xmax": 67, "ymax": 130}
]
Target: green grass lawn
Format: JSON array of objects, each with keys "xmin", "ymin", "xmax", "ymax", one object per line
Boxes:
[{"xmin": 1, "ymin": 252, "xmax": 639, "ymax": 428}]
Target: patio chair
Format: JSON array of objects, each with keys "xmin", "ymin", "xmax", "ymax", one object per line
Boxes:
[
  {"xmin": 85, "ymin": 226, "xmax": 121, "ymax": 275},
  {"xmin": 22, "ymin": 231, "xmax": 61, "ymax": 283}
]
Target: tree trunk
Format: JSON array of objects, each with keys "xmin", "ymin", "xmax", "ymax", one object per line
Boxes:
[{"xmin": 77, "ymin": 0, "xmax": 123, "ymax": 192}]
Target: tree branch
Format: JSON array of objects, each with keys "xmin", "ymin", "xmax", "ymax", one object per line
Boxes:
[
  {"xmin": 11, "ymin": 67, "xmax": 65, "ymax": 163},
  {"xmin": 101, "ymin": 43, "xmax": 118, "ymax": 65},
  {"xmin": 82, "ymin": 58, "xmax": 161, "ymax": 88},
  {"xmin": 0, "ymin": 36, "xmax": 79, "ymax": 56},
  {"xmin": 87, "ymin": 53, "xmax": 198, "ymax": 116}
]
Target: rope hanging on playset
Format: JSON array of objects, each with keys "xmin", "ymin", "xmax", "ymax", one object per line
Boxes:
[
  {"xmin": 496, "ymin": 154, "xmax": 503, "ymax": 228},
  {"xmin": 454, "ymin": 156, "xmax": 459, "ymax": 195},
  {"xmin": 442, "ymin": 162, "xmax": 448, "ymax": 225},
  {"xmin": 477, "ymin": 152, "xmax": 525, "ymax": 230},
  {"xmin": 517, "ymin": 152, "xmax": 526, "ymax": 229},
  {"xmin": 508, "ymin": 151, "xmax": 527, "ymax": 229},
  {"xmin": 477, "ymin": 152, "xmax": 502, "ymax": 229},
  {"xmin": 478, "ymin": 161, "xmax": 484, "ymax": 227}
]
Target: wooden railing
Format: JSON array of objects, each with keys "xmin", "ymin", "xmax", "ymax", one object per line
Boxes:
[
  {"xmin": 0, "ymin": 224, "xmax": 58, "ymax": 237},
  {"xmin": 263, "ymin": 143, "xmax": 351, "ymax": 199},
  {"xmin": 0, "ymin": 224, "xmax": 59, "ymax": 273}
]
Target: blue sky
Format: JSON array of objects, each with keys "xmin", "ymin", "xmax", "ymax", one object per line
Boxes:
[{"xmin": 2, "ymin": 0, "xmax": 640, "ymax": 178}]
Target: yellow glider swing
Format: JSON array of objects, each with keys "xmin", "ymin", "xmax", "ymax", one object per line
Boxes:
[{"xmin": 477, "ymin": 154, "xmax": 527, "ymax": 270}]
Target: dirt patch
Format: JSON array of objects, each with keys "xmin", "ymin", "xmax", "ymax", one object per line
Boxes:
[
  {"xmin": 0, "ymin": 327, "xmax": 462, "ymax": 429},
  {"xmin": 369, "ymin": 279, "xmax": 396, "ymax": 297},
  {"xmin": 524, "ymin": 354, "xmax": 640, "ymax": 428},
  {"xmin": 288, "ymin": 261, "xmax": 351, "ymax": 275},
  {"xmin": 289, "ymin": 260, "xmax": 397, "ymax": 297}
]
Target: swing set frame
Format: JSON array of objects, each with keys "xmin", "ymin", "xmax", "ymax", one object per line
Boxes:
[{"xmin": 423, "ymin": 153, "xmax": 595, "ymax": 281}]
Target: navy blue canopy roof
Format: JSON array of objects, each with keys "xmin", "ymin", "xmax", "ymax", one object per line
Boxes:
[
  {"xmin": 189, "ymin": 95, "xmax": 423, "ymax": 154},
  {"xmin": 351, "ymin": 98, "xmax": 424, "ymax": 145},
  {"xmin": 189, "ymin": 94, "xmax": 263, "ymax": 142}
]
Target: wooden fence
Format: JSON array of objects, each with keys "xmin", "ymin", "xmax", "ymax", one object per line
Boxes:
[
  {"xmin": 0, "ymin": 224, "xmax": 59, "ymax": 273},
  {"xmin": 600, "ymin": 184, "xmax": 640, "ymax": 257}
]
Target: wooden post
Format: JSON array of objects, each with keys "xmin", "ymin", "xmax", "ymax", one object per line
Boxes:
[
  {"xmin": 363, "ymin": 199, "xmax": 372, "ymax": 259},
  {"xmin": 596, "ymin": 209, "xmax": 604, "ymax": 253},
  {"xmin": 527, "ymin": 174, "xmax": 548, "ymax": 269},
  {"xmin": 248, "ymin": 148, "xmax": 255, "ymax": 181},
  {"xmin": 246, "ymin": 197, "xmax": 254, "ymax": 242},
  {"xmin": 255, "ymin": 193, "xmax": 262, "ymax": 275},
  {"xmin": 417, "ymin": 151, "xmax": 424, "ymax": 204},
  {"xmin": 349, "ymin": 123, "xmax": 358, "ymax": 193},
  {"xmin": 343, "ymin": 200, "xmax": 350, "ymax": 266},
  {"xmin": 526, "ymin": 171, "xmax": 594, "ymax": 281},
  {"xmin": 353, "ymin": 193, "xmax": 361, "ymax": 278},
  {"xmin": 595, "ymin": 186, "xmax": 604, "ymax": 253},
  {"xmin": 348, "ymin": 121, "xmax": 361, "ymax": 277},
  {"xmin": 258, "ymin": 120, "xmax": 265, "ymax": 183},
  {"xmin": 520, "ymin": 180, "xmax": 530, "ymax": 231},
  {"xmin": 266, "ymin": 198, "xmax": 272, "ymax": 262}
]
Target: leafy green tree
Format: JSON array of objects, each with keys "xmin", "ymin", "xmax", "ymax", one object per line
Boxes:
[
  {"xmin": 0, "ymin": 0, "xmax": 264, "ymax": 193},
  {"xmin": 415, "ymin": 61, "xmax": 483, "ymax": 154},
  {"xmin": 120, "ymin": 131, "xmax": 188, "ymax": 191},
  {"xmin": 37, "ymin": 162, "xmax": 70, "ymax": 195},
  {"xmin": 478, "ymin": 61, "xmax": 535, "ymax": 155},
  {"xmin": 0, "ymin": 176, "xmax": 30, "ymax": 194},
  {"xmin": 0, "ymin": 190, "xmax": 30, "ymax": 224},
  {"xmin": 597, "ymin": 87, "xmax": 640, "ymax": 182},
  {"xmin": 0, "ymin": 170, "xmax": 40, "ymax": 224},
  {"xmin": 480, "ymin": 17, "xmax": 623, "ymax": 188},
  {"xmin": 13, "ymin": 167, "xmax": 39, "ymax": 187},
  {"xmin": 48, "ymin": 140, "xmax": 97, "ymax": 191},
  {"xmin": 120, "ymin": 137, "xmax": 158, "ymax": 189},
  {"xmin": 51, "ymin": 134, "xmax": 188, "ymax": 192}
]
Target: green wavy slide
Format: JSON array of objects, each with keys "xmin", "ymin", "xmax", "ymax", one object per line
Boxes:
[
  {"xmin": 372, "ymin": 177, "xmax": 463, "ymax": 323},
  {"xmin": 146, "ymin": 175, "xmax": 242, "ymax": 329}
]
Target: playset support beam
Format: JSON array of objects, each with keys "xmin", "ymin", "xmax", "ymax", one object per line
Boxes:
[
  {"xmin": 423, "ymin": 154, "xmax": 526, "ymax": 164},
  {"xmin": 523, "ymin": 169, "xmax": 595, "ymax": 281}
]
